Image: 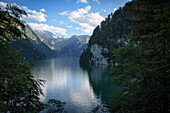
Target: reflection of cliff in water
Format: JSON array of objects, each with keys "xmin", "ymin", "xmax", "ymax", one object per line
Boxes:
[{"xmin": 79, "ymin": 63, "xmax": 118, "ymax": 104}]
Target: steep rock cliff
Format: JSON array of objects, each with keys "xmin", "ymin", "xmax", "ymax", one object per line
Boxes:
[{"xmin": 80, "ymin": 1, "xmax": 134, "ymax": 65}]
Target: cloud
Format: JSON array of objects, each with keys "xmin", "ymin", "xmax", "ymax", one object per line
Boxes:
[
  {"xmin": 22, "ymin": 6, "xmax": 47, "ymax": 22},
  {"xmin": 75, "ymin": 27, "xmax": 80, "ymax": 30},
  {"xmin": 59, "ymin": 11, "xmax": 69, "ymax": 15},
  {"xmin": 93, "ymin": 0, "xmax": 100, "ymax": 4},
  {"xmin": 79, "ymin": 23, "xmax": 95, "ymax": 33},
  {"xmin": 61, "ymin": 5, "xmax": 104, "ymax": 33},
  {"xmin": 114, "ymin": 8, "xmax": 117, "ymax": 12},
  {"xmin": 60, "ymin": 21, "xmax": 72, "ymax": 28},
  {"xmin": 40, "ymin": 8, "xmax": 46, "ymax": 12},
  {"xmin": 67, "ymin": 26, "xmax": 72, "ymax": 28},
  {"xmin": 103, "ymin": 9, "xmax": 106, "ymax": 12},
  {"xmin": 0, "ymin": 2, "xmax": 7, "ymax": 7},
  {"xmin": 0, "ymin": 2, "xmax": 47, "ymax": 22},
  {"xmin": 28, "ymin": 23, "xmax": 67, "ymax": 36},
  {"xmin": 59, "ymin": 22, "xmax": 66, "ymax": 25},
  {"xmin": 77, "ymin": 0, "xmax": 88, "ymax": 4}
]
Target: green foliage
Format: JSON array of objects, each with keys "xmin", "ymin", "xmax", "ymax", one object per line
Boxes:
[
  {"xmin": 109, "ymin": 0, "xmax": 170, "ymax": 113},
  {"xmin": 0, "ymin": 5, "xmax": 45, "ymax": 112},
  {"xmin": 80, "ymin": 1, "xmax": 134, "ymax": 64},
  {"xmin": 10, "ymin": 39, "xmax": 45, "ymax": 60},
  {"xmin": 45, "ymin": 99, "xmax": 67, "ymax": 113},
  {"xmin": 0, "ymin": 5, "xmax": 27, "ymax": 41},
  {"xmin": 0, "ymin": 43, "xmax": 45, "ymax": 112},
  {"xmin": 79, "ymin": 48, "xmax": 93, "ymax": 64},
  {"xmin": 91, "ymin": 105, "xmax": 109, "ymax": 113}
]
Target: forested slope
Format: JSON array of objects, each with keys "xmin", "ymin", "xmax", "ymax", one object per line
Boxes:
[
  {"xmin": 10, "ymin": 24, "xmax": 58, "ymax": 60},
  {"xmin": 80, "ymin": 1, "xmax": 134, "ymax": 65}
]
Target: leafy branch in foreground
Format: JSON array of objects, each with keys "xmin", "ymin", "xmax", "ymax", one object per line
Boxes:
[
  {"xmin": 45, "ymin": 99, "xmax": 67, "ymax": 113},
  {"xmin": 0, "ymin": 4, "xmax": 68, "ymax": 113},
  {"xmin": 92, "ymin": 104, "xmax": 109, "ymax": 113},
  {"xmin": 0, "ymin": 5, "xmax": 27, "ymax": 42},
  {"xmin": 0, "ymin": 4, "xmax": 46, "ymax": 112}
]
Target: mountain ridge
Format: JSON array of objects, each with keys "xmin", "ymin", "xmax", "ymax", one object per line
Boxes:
[
  {"xmin": 35, "ymin": 30, "xmax": 90, "ymax": 57},
  {"xmin": 10, "ymin": 24, "xmax": 58, "ymax": 60},
  {"xmin": 80, "ymin": 1, "xmax": 133, "ymax": 65}
]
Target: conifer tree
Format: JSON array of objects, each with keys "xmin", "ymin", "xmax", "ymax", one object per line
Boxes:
[
  {"xmin": 110, "ymin": 0, "xmax": 169, "ymax": 113},
  {"xmin": 0, "ymin": 5, "xmax": 45, "ymax": 112}
]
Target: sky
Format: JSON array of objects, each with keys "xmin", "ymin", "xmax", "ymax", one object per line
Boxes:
[{"xmin": 0, "ymin": 0, "xmax": 130, "ymax": 38}]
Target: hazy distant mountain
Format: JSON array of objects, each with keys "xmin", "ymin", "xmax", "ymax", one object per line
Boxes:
[
  {"xmin": 54, "ymin": 35, "xmax": 90, "ymax": 57},
  {"xmin": 35, "ymin": 30, "xmax": 90, "ymax": 57},
  {"xmin": 35, "ymin": 30, "xmax": 58, "ymax": 39},
  {"xmin": 35, "ymin": 30, "xmax": 67, "ymax": 50}
]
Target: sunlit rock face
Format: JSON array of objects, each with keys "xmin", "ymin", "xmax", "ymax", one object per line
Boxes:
[{"xmin": 90, "ymin": 44, "xmax": 108, "ymax": 65}]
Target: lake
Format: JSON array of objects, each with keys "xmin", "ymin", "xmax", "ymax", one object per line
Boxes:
[{"xmin": 31, "ymin": 57, "xmax": 117, "ymax": 113}]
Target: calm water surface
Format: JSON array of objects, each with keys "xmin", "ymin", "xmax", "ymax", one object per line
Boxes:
[{"xmin": 31, "ymin": 57, "xmax": 117, "ymax": 113}]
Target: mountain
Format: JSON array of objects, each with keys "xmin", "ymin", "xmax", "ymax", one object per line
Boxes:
[
  {"xmin": 80, "ymin": 1, "xmax": 133, "ymax": 65},
  {"xmin": 10, "ymin": 39, "xmax": 45, "ymax": 60},
  {"xmin": 35, "ymin": 30, "xmax": 90, "ymax": 57},
  {"xmin": 34, "ymin": 30, "xmax": 66, "ymax": 50},
  {"xmin": 24, "ymin": 24, "xmax": 58, "ymax": 58},
  {"xmin": 35, "ymin": 30, "xmax": 58, "ymax": 39},
  {"xmin": 10, "ymin": 24, "xmax": 58, "ymax": 60},
  {"xmin": 54, "ymin": 35, "xmax": 90, "ymax": 57}
]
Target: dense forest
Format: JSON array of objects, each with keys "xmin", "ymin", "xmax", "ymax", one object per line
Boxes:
[
  {"xmin": 109, "ymin": 0, "xmax": 170, "ymax": 112},
  {"xmin": 80, "ymin": 1, "xmax": 134, "ymax": 65},
  {"xmin": 81, "ymin": 0, "xmax": 170, "ymax": 112},
  {"xmin": 10, "ymin": 39, "xmax": 46, "ymax": 60},
  {"xmin": 0, "ymin": 0, "xmax": 169, "ymax": 112}
]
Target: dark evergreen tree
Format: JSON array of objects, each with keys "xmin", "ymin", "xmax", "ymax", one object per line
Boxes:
[
  {"xmin": 109, "ymin": 0, "xmax": 170, "ymax": 113},
  {"xmin": 0, "ymin": 5, "xmax": 45, "ymax": 112}
]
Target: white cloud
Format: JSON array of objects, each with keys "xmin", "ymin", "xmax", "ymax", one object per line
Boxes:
[
  {"xmin": 0, "ymin": 2, "xmax": 47, "ymax": 22},
  {"xmin": 28, "ymin": 23, "xmax": 67, "ymax": 36},
  {"xmin": 93, "ymin": 0, "xmax": 100, "ymax": 4},
  {"xmin": 22, "ymin": 6, "xmax": 47, "ymax": 22},
  {"xmin": 75, "ymin": 27, "xmax": 80, "ymax": 30},
  {"xmin": 60, "ymin": 21, "xmax": 67, "ymax": 25},
  {"xmin": 114, "ymin": 8, "xmax": 117, "ymax": 12},
  {"xmin": 62, "ymin": 5, "xmax": 104, "ymax": 33},
  {"xmin": 0, "ymin": 2, "xmax": 7, "ymax": 7},
  {"xmin": 77, "ymin": 0, "xmax": 88, "ymax": 4},
  {"xmin": 67, "ymin": 26, "xmax": 72, "ymax": 28},
  {"xmin": 79, "ymin": 23, "xmax": 95, "ymax": 33},
  {"xmin": 103, "ymin": 9, "xmax": 106, "ymax": 12},
  {"xmin": 40, "ymin": 8, "xmax": 46, "ymax": 12},
  {"xmin": 60, "ymin": 22, "xmax": 72, "ymax": 28},
  {"xmin": 11, "ymin": 3, "xmax": 18, "ymax": 6},
  {"xmin": 0, "ymin": 2, "xmax": 18, "ymax": 7},
  {"xmin": 59, "ymin": 11, "xmax": 69, "ymax": 15}
]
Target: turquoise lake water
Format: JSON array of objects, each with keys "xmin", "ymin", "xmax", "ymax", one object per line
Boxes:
[{"xmin": 32, "ymin": 57, "xmax": 117, "ymax": 113}]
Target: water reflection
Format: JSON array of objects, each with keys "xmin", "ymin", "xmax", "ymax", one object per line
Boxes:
[
  {"xmin": 31, "ymin": 57, "xmax": 115, "ymax": 113},
  {"xmin": 79, "ymin": 64, "xmax": 117, "ymax": 104}
]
